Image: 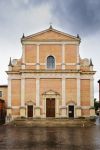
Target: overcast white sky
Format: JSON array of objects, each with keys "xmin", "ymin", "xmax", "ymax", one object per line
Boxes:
[{"xmin": 0, "ymin": 0, "xmax": 100, "ymax": 99}]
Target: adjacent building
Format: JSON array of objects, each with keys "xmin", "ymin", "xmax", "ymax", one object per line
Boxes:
[{"xmin": 6, "ymin": 26, "xmax": 95, "ymax": 119}]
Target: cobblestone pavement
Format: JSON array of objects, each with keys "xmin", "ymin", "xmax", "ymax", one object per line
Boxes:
[{"xmin": 0, "ymin": 119, "xmax": 100, "ymax": 150}]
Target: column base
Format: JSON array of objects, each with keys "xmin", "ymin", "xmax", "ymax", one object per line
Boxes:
[
  {"xmin": 20, "ymin": 107, "xmax": 26, "ymax": 117},
  {"xmin": 35, "ymin": 107, "xmax": 41, "ymax": 118},
  {"xmin": 6, "ymin": 107, "xmax": 12, "ymax": 122},
  {"xmin": 60, "ymin": 106, "xmax": 66, "ymax": 118},
  {"xmin": 7, "ymin": 107, "xmax": 12, "ymax": 116},
  {"xmin": 90, "ymin": 108, "xmax": 95, "ymax": 116},
  {"xmin": 76, "ymin": 107, "xmax": 82, "ymax": 117}
]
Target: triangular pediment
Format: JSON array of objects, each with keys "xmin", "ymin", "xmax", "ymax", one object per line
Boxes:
[
  {"xmin": 22, "ymin": 27, "xmax": 80, "ymax": 42},
  {"xmin": 42, "ymin": 89, "xmax": 60, "ymax": 95}
]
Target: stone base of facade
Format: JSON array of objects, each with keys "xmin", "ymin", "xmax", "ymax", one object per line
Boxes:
[
  {"xmin": 20, "ymin": 107, "xmax": 26, "ymax": 117},
  {"xmin": 90, "ymin": 108, "xmax": 95, "ymax": 116},
  {"xmin": 7, "ymin": 107, "xmax": 12, "ymax": 116},
  {"xmin": 34, "ymin": 107, "xmax": 41, "ymax": 118},
  {"xmin": 60, "ymin": 107, "xmax": 67, "ymax": 118},
  {"xmin": 76, "ymin": 107, "xmax": 82, "ymax": 117},
  {"xmin": 8, "ymin": 106, "xmax": 96, "ymax": 120}
]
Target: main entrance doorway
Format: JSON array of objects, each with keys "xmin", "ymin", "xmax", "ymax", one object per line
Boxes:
[
  {"xmin": 27, "ymin": 105, "xmax": 33, "ymax": 117},
  {"xmin": 46, "ymin": 98, "xmax": 55, "ymax": 117},
  {"xmin": 68, "ymin": 105, "xmax": 74, "ymax": 118}
]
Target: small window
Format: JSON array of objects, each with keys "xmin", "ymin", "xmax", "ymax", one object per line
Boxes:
[
  {"xmin": 47, "ymin": 56, "xmax": 55, "ymax": 69},
  {"xmin": 0, "ymin": 91, "xmax": 2, "ymax": 97}
]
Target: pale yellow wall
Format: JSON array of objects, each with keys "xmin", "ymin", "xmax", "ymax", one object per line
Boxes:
[
  {"xmin": 65, "ymin": 65, "xmax": 77, "ymax": 70},
  {"xmin": 25, "ymin": 44, "xmax": 37, "ymax": 63},
  {"xmin": 39, "ymin": 44, "xmax": 62, "ymax": 63},
  {"xmin": 11, "ymin": 80, "xmax": 21, "ymax": 106},
  {"xmin": 82, "ymin": 109, "xmax": 90, "ymax": 116},
  {"xmin": 25, "ymin": 79, "xmax": 36, "ymax": 104},
  {"xmin": 65, "ymin": 45, "xmax": 77, "ymax": 63},
  {"xmin": 66, "ymin": 79, "xmax": 77, "ymax": 104},
  {"xmin": 40, "ymin": 78, "xmax": 62, "ymax": 105},
  {"xmin": 12, "ymin": 109, "xmax": 20, "ymax": 116},
  {"xmin": 81, "ymin": 79, "xmax": 90, "ymax": 106}
]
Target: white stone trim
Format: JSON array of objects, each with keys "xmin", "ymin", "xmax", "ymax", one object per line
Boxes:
[
  {"xmin": 21, "ymin": 78, "xmax": 25, "ymax": 107},
  {"xmin": 9, "ymin": 73, "xmax": 93, "ymax": 80},
  {"xmin": 36, "ymin": 44, "xmax": 40, "ymax": 69},
  {"xmin": 22, "ymin": 41, "xmax": 79, "ymax": 45},
  {"xmin": 12, "ymin": 106, "xmax": 20, "ymax": 109},
  {"xmin": 8, "ymin": 79, "xmax": 11, "ymax": 107},
  {"xmin": 62, "ymin": 78, "xmax": 66, "ymax": 106},
  {"xmin": 90, "ymin": 78, "xmax": 94, "ymax": 106},
  {"xmin": 36, "ymin": 78, "xmax": 40, "ymax": 106},
  {"xmin": 62, "ymin": 44, "xmax": 65, "ymax": 69},
  {"xmin": 26, "ymin": 63, "xmax": 36, "ymax": 65},
  {"xmin": 77, "ymin": 78, "xmax": 80, "ymax": 106},
  {"xmin": 25, "ymin": 62, "xmax": 77, "ymax": 66},
  {"xmin": 81, "ymin": 106, "xmax": 90, "ymax": 109}
]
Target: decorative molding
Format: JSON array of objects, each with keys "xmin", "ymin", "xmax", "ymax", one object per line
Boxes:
[
  {"xmin": 8, "ymin": 72, "xmax": 93, "ymax": 80},
  {"xmin": 81, "ymin": 106, "xmax": 90, "ymax": 109},
  {"xmin": 12, "ymin": 106, "xmax": 20, "ymax": 109},
  {"xmin": 22, "ymin": 41, "xmax": 79, "ymax": 45}
]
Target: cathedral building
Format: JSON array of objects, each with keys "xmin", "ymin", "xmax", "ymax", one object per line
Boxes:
[{"xmin": 6, "ymin": 26, "xmax": 95, "ymax": 119}]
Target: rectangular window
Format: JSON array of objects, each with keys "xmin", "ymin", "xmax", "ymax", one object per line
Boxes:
[{"xmin": 0, "ymin": 91, "xmax": 2, "ymax": 97}]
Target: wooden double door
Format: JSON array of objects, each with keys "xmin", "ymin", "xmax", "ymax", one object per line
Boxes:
[{"xmin": 46, "ymin": 98, "xmax": 55, "ymax": 117}]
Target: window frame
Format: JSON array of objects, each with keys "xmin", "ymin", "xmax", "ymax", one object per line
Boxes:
[{"xmin": 46, "ymin": 55, "xmax": 56, "ymax": 69}]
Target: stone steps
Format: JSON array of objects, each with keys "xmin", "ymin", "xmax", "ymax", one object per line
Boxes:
[{"xmin": 7, "ymin": 118, "xmax": 95, "ymax": 127}]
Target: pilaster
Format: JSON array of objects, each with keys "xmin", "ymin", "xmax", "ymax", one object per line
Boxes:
[
  {"xmin": 62, "ymin": 43, "xmax": 66, "ymax": 69},
  {"xmin": 77, "ymin": 77, "xmax": 80, "ymax": 106},
  {"xmin": 61, "ymin": 78, "xmax": 66, "ymax": 117},
  {"xmin": 76, "ymin": 44, "xmax": 80, "ymax": 70},
  {"xmin": 36, "ymin": 44, "xmax": 40, "ymax": 69},
  {"xmin": 35, "ymin": 78, "xmax": 40, "ymax": 117},
  {"xmin": 22, "ymin": 44, "xmax": 25, "ymax": 69}
]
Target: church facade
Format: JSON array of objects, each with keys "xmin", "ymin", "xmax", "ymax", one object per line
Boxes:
[{"xmin": 7, "ymin": 26, "xmax": 95, "ymax": 119}]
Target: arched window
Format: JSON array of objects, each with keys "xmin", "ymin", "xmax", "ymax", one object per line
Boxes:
[{"xmin": 47, "ymin": 56, "xmax": 55, "ymax": 69}]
